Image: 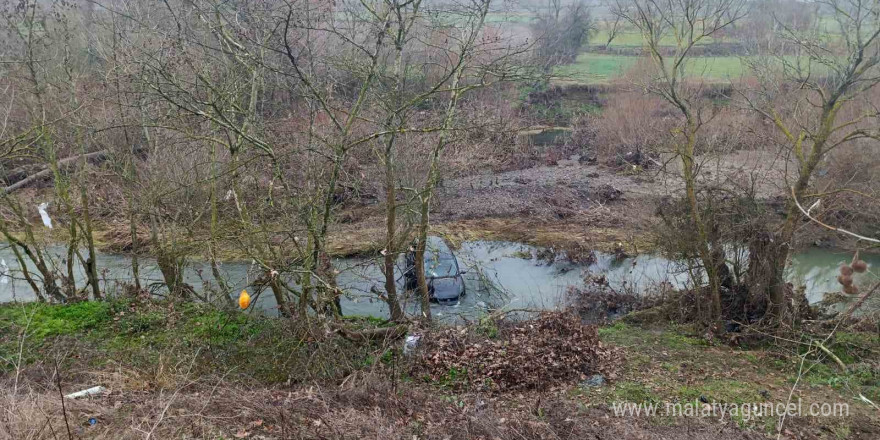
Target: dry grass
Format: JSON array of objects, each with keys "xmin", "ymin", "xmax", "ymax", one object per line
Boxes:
[
  {"xmin": 2, "ymin": 375, "xmax": 768, "ymax": 440},
  {"xmin": 4, "ymin": 300, "xmax": 878, "ymax": 439}
]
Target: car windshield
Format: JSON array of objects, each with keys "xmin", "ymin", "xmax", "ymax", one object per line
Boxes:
[{"xmin": 425, "ymin": 255, "xmax": 457, "ymax": 277}]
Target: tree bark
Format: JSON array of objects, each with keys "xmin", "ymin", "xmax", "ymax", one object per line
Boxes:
[
  {"xmin": 415, "ymin": 74, "xmax": 466, "ymax": 321},
  {"xmin": 681, "ymin": 126, "xmax": 722, "ymax": 321}
]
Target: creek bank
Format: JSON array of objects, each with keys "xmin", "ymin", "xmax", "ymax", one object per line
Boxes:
[
  {"xmin": 2, "ymin": 300, "xmax": 878, "ymax": 439},
  {"xmin": 18, "ymin": 154, "xmax": 872, "ymax": 263}
]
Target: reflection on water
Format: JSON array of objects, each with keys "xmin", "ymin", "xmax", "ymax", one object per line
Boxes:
[
  {"xmin": 785, "ymin": 248, "xmax": 879, "ymax": 303},
  {"xmin": 1, "ymin": 241, "xmax": 877, "ymax": 319}
]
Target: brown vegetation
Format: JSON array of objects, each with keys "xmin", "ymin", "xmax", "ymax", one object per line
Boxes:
[{"xmin": 413, "ymin": 312, "xmax": 622, "ymax": 392}]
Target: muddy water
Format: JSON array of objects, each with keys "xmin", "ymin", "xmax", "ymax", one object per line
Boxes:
[{"xmin": 1, "ymin": 241, "xmax": 877, "ymax": 319}]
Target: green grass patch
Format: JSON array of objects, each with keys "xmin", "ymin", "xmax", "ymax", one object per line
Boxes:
[
  {"xmin": 592, "ymin": 19, "xmax": 723, "ymax": 48},
  {"xmin": 829, "ymin": 331, "xmax": 880, "ymax": 365},
  {"xmin": 593, "ymin": 30, "xmax": 721, "ymax": 48},
  {"xmin": 598, "ymin": 321, "xmax": 707, "ymax": 350},
  {"xmin": 0, "ymin": 300, "xmax": 378, "ymax": 384},
  {"xmin": 674, "ymin": 380, "xmax": 765, "ymax": 427},
  {"xmin": 0, "ymin": 301, "xmax": 111, "ymax": 341},
  {"xmin": 555, "ymin": 53, "xmax": 638, "ymax": 84},
  {"xmin": 597, "ymin": 320, "xmax": 634, "ymax": 340},
  {"xmin": 660, "ymin": 327, "xmax": 710, "ymax": 349},
  {"xmin": 342, "ymin": 314, "xmax": 393, "ymax": 327},
  {"xmin": 427, "ymin": 367, "xmax": 469, "ymax": 390},
  {"xmin": 613, "ymin": 381, "xmax": 659, "ymax": 403},
  {"xmin": 676, "ymin": 379, "xmax": 762, "ymax": 405}
]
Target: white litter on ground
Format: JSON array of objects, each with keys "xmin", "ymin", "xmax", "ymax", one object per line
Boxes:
[
  {"xmin": 403, "ymin": 334, "xmax": 421, "ymax": 356},
  {"xmin": 64, "ymin": 386, "xmax": 107, "ymax": 399},
  {"xmin": 37, "ymin": 202, "xmax": 53, "ymax": 228},
  {"xmin": 0, "ymin": 259, "xmax": 8, "ymax": 284}
]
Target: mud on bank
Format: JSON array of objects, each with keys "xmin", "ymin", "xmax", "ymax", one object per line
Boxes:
[{"xmin": 15, "ymin": 152, "xmax": 869, "ymax": 261}]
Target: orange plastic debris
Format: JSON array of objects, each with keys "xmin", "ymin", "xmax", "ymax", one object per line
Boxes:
[{"xmin": 239, "ymin": 290, "xmax": 251, "ymax": 309}]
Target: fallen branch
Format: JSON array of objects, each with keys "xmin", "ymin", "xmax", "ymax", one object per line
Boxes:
[
  {"xmin": 1, "ymin": 163, "xmax": 42, "ymax": 184},
  {"xmin": 813, "ymin": 341, "xmax": 848, "ymax": 372},
  {"xmin": 1, "ymin": 149, "xmax": 108, "ymax": 194},
  {"xmin": 332, "ymin": 323, "xmax": 408, "ymax": 343},
  {"xmin": 838, "ymin": 280, "xmax": 880, "ymax": 322}
]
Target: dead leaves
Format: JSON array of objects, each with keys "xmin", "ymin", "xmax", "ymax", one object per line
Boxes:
[{"xmin": 415, "ymin": 312, "xmax": 621, "ymax": 392}]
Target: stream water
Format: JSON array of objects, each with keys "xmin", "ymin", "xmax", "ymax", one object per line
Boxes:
[{"xmin": 0, "ymin": 241, "xmax": 877, "ymax": 319}]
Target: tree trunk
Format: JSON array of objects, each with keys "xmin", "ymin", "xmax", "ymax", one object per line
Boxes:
[
  {"xmin": 269, "ymin": 276, "xmax": 290, "ymax": 317},
  {"xmin": 747, "ymin": 231, "xmax": 788, "ymax": 319},
  {"xmin": 79, "ymin": 176, "xmax": 102, "ymax": 300},
  {"xmin": 763, "ymin": 184, "xmax": 808, "ymax": 320},
  {"xmin": 680, "ymin": 128, "xmax": 722, "ymax": 321},
  {"xmin": 415, "ymin": 197, "xmax": 432, "ymax": 321},
  {"xmin": 1, "ymin": 150, "xmax": 109, "ymax": 194},
  {"xmin": 383, "ymin": 149, "xmax": 404, "ymax": 320},
  {"xmin": 208, "ymin": 141, "xmax": 233, "ymax": 307},
  {"xmin": 65, "ymin": 214, "xmax": 78, "ymax": 298},
  {"xmin": 761, "ymin": 108, "xmax": 832, "ymax": 321},
  {"xmin": 414, "ymin": 78, "xmax": 466, "ymax": 322},
  {"xmin": 318, "ymin": 251, "xmax": 342, "ymax": 317},
  {"xmin": 129, "ymin": 202, "xmax": 141, "ymax": 291},
  {"xmin": 381, "ymin": 36, "xmax": 407, "ymax": 322},
  {"xmin": 381, "ymin": 120, "xmax": 404, "ymax": 320}
]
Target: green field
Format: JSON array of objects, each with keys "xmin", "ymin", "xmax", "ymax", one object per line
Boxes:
[
  {"xmin": 591, "ymin": 29, "xmax": 722, "ymax": 48},
  {"xmin": 554, "ymin": 54, "xmax": 639, "ymax": 83},
  {"xmin": 554, "ymin": 53, "xmax": 814, "ymax": 85},
  {"xmin": 591, "ymin": 19, "xmax": 726, "ymax": 48},
  {"xmin": 484, "ymin": 11, "xmax": 534, "ymax": 24}
]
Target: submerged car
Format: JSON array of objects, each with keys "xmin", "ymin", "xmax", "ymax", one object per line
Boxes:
[{"xmin": 404, "ymin": 236, "xmax": 466, "ymax": 302}]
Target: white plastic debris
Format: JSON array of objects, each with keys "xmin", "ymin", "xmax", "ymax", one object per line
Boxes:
[
  {"xmin": 64, "ymin": 386, "xmax": 106, "ymax": 399},
  {"xmin": 0, "ymin": 259, "xmax": 8, "ymax": 284},
  {"xmin": 37, "ymin": 202, "xmax": 53, "ymax": 229},
  {"xmin": 403, "ymin": 334, "xmax": 421, "ymax": 356}
]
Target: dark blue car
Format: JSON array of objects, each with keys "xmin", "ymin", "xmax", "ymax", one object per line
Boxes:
[{"xmin": 404, "ymin": 236, "xmax": 466, "ymax": 301}]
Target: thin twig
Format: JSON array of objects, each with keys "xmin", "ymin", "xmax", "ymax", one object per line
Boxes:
[
  {"xmin": 791, "ymin": 186, "xmax": 880, "ymax": 243},
  {"xmin": 53, "ymin": 359, "xmax": 73, "ymax": 440}
]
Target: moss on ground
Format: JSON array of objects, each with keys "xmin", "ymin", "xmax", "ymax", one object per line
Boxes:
[{"xmin": 0, "ymin": 301, "xmax": 111, "ymax": 341}]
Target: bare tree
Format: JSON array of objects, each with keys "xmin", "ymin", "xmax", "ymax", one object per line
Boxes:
[
  {"xmin": 532, "ymin": 0, "xmax": 594, "ymax": 70},
  {"xmin": 601, "ymin": 0, "xmax": 625, "ymax": 49},
  {"xmin": 0, "ymin": 0, "xmax": 104, "ymax": 302},
  {"xmin": 743, "ymin": 0, "xmax": 880, "ymax": 321},
  {"xmin": 614, "ymin": 0, "xmax": 747, "ymax": 322}
]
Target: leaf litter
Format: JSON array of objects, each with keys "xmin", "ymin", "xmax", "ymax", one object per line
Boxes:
[{"xmin": 414, "ymin": 312, "xmax": 622, "ymax": 392}]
